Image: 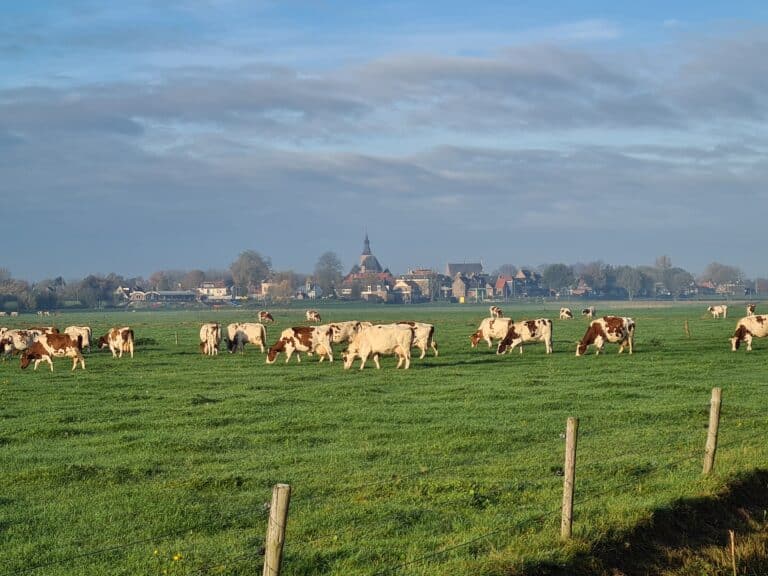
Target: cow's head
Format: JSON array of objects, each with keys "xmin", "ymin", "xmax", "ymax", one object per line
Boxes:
[
  {"xmin": 266, "ymin": 339, "xmax": 287, "ymax": 364},
  {"xmin": 469, "ymin": 330, "xmax": 483, "ymax": 348},
  {"xmin": 19, "ymin": 352, "xmax": 32, "ymax": 369}
]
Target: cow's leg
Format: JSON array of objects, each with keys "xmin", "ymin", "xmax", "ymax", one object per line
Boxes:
[
  {"xmin": 431, "ymin": 340, "xmax": 439, "ymax": 357},
  {"xmin": 403, "ymin": 351, "xmax": 410, "ymax": 369},
  {"xmin": 359, "ymin": 353, "xmax": 368, "ymax": 370},
  {"xmin": 746, "ymin": 335, "xmax": 753, "ymax": 351},
  {"xmin": 373, "ymin": 353, "xmax": 381, "ymax": 369},
  {"xmin": 419, "ymin": 345, "xmax": 426, "ymax": 360}
]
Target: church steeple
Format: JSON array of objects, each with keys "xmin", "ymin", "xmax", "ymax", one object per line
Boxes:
[{"xmin": 358, "ymin": 233, "xmax": 383, "ymax": 273}]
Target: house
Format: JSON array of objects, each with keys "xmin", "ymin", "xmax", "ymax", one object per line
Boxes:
[
  {"xmin": 446, "ymin": 263, "xmax": 483, "ymax": 277},
  {"xmin": 392, "ymin": 278, "xmax": 423, "ymax": 303},
  {"xmin": 198, "ymin": 281, "xmax": 231, "ymax": 301}
]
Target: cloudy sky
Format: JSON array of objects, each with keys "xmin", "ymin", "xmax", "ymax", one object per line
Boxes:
[{"xmin": 3, "ymin": 1, "xmax": 768, "ymax": 281}]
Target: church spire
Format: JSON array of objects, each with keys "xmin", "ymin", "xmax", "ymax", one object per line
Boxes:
[{"xmin": 362, "ymin": 232, "xmax": 372, "ymax": 255}]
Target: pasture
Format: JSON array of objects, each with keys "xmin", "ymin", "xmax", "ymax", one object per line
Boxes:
[{"xmin": 1, "ymin": 303, "xmax": 766, "ymax": 575}]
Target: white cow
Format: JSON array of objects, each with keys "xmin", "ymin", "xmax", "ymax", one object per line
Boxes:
[
  {"xmin": 343, "ymin": 324, "xmax": 414, "ymax": 370},
  {"xmin": 199, "ymin": 323, "xmax": 221, "ymax": 356},
  {"xmin": 489, "ymin": 305, "xmax": 503, "ymax": 318},
  {"xmin": 496, "ymin": 319, "xmax": 553, "ymax": 355},
  {"xmin": 746, "ymin": 304, "xmax": 756, "ymax": 317},
  {"xmin": 581, "ymin": 306, "xmax": 596, "ymax": 319},
  {"xmin": 64, "ymin": 326, "xmax": 92, "ymax": 352},
  {"xmin": 305, "ymin": 310, "xmax": 322, "ymax": 323},
  {"xmin": 707, "ymin": 305, "xmax": 728, "ymax": 319},
  {"xmin": 731, "ymin": 315, "xmax": 768, "ymax": 351},
  {"xmin": 396, "ymin": 321, "xmax": 438, "ymax": 358},
  {"xmin": 470, "ymin": 317, "xmax": 514, "ymax": 348},
  {"xmin": 559, "ymin": 307, "xmax": 573, "ymax": 320},
  {"xmin": 226, "ymin": 322, "xmax": 267, "ymax": 353},
  {"xmin": 329, "ymin": 321, "xmax": 363, "ymax": 345}
]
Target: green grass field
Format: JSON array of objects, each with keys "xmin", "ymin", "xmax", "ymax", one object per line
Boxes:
[{"xmin": 1, "ymin": 303, "xmax": 766, "ymax": 575}]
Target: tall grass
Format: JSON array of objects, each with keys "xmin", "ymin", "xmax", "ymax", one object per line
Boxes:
[{"xmin": 0, "ymin": 303, "xmax": 765, "ymax": 575}]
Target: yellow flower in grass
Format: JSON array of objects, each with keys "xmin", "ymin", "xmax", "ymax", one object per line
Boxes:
[{"xmin": 173, "ymin": 553, "xmax": 182, "ymax": 561}]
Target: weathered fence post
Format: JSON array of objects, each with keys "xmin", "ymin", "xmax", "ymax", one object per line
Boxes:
[
  {"xmin": 561, "ymin": 417, "xmax": 579, "ymax": 539},
  {"xmin": 175, "ymin": 331, "xmax": 179, "ymax": 346},
  {"xmin": 703, "ymin": 388, "xmax": 722, "ymax": 475},
  {"xmin": 263, "ymin": 483, "xmax": 291, "ymax": 576}
]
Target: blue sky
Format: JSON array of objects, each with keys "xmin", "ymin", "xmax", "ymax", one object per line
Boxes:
[{"xmin": 3, "ymin": 1, "xmax": 768, "ymax": 281}]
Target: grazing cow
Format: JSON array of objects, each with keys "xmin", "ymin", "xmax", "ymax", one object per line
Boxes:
[
  {"xmin": 20, "ymin": 332, "xmax": 85, "ymax": 371},
  {"xmin": 707, "ymin": 305, "xmax": 728, "ymax": 319},
  {"xmin": 266, "ymin": 325, "xmax": 334, "ymax": 364},
  {"xmin": 0, "ymin": 311, "xmax": 6, "ymax": 317},
  {"xmin": 559, "ymin": 307, "xmax": 573, "ymax": 320},
  {"xmin": 306, "ymin": 310, "xmax": 321, "ymax": 323},
  {"xmin": 64, "ymin": 326, "xmax": 92, "ymax": 352},
  {"xmin": 489, "ymin": 305, "xmax": 503, "ymax": 318},
  {"xmin": 10, "ymin": 311, "xmax": 18, "ymax": 317},
  {"xmin": 199, "ymin": 323, "xmax": 221, "ymax": 356},
  {"xmin": 343, "ymin": 324, "xmax": 414, "ymax": 370},
  {"xmin": 396, "ymin": 321, "xmax": 439, "ymax": 358},
  {"xmin": 730, "ymin": 315, "xmax": 768, "ymax": 351},
  {"xmin": 226, "ymin": 322, "xmax": 267, "ymax": 353},
  {"xmin": 582, "ymin": 306, "xmax": 596, "ymax": 319},
  {"xmin": 258, "ymin": 311, "xmax": 275, "ymax": 324},
  {"xmin": 470, "ymin": 317, "xmax": 514, "ymax": 348},
  {"xmin": 98, "ymin": 327, "xmax": 135, "ymax": 358},
  {"xmin": 746, "ymin": 304, "xmax": 756, "ymax": 317},
  {"xmin": 497, "ymin": 319, "xmax": 554, "ymax": 355},
  {"xmin": 576, "ymin": 316, "xmax": 635, "ymax": 356}
]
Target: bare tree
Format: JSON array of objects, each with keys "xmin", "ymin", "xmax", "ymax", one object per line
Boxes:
[{"xmin": 314, "ymin": 251, "xmax": 343, "ymax": 298}]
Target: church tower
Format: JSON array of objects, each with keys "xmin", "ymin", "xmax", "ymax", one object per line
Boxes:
[{"xmin": 358, "ymin": 233, "xmax": 383, "ymax": 273}]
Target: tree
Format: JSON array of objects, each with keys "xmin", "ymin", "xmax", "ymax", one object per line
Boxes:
[
  {"xmin": 494, "ymin": 264, "xmax": 518, "ymax": 278},
  {"xmin": 541, "ymin": 264, "xmax": 574, "ymax": 294},
  {"xmin": 314, "ymin": 252, "xmax": 343, "ymax": 298},
  {"xmin": 701, "ymin": 262, "xmax": 743, "ymax": 286},
  {"xmin": 616, "ymin": 266, "xmax": 647, "ymax": 300},
  {"xmin": 181, "ymin": 270, "xmax": 206, "ymax": 290},
  {"xmin": 230, "ymin": 250, "xmax": 271, "ymax": 295}
]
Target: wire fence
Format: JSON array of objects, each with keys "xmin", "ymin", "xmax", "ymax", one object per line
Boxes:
[{"xmin": 2, "ymin": 389, "xmax": 764, "ymax": 576}]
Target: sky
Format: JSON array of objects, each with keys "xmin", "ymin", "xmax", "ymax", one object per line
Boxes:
[{"xmin": 2, "ymin": 1, "xmax": 768, "ymax": 282}]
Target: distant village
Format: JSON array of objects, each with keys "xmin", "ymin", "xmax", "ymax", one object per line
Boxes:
[
  {"xmin": 1, "ymin": 234, "xmax": 761, "ymax": 313},
  {"xmin": 112, "ymin": 235, "xmax": 758, "ymax": 308}
]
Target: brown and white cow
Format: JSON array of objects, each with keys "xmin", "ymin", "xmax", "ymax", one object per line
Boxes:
[
  {"xmin": 396, "ymin": 321, "xmax": 438, "ymax": 359},
  {"xmin": 98, "ymin": 327, "xmax": 135, "ymax": 358},
  {"xmin": 258, "ymin": 311, "xmax": 275, "ymax": 324},
  {"xmin": 470, "ymin": 317, "xmax": 514, "ymax": 348},
  {"xmin": 576, "ymin": 316, "xmax": 635, "ymax": 356},
  {"xmin": 489, "ymin": 305, "xmax": 503, "ymax": 318},
  {"xmin": 559, "ymin": 307, "xmax": 573, "ymax": 320},
  {"xmin": 730, "ymin": 315, "xmax": 768, "ymax": 351},
  {"xmin": 0, "ymin": 329, "xmax": 37, "ymax": 355},
  {"xmin": 496, "ymin": 319, "xmax": 553, "ymax": 355},
  {"xmin": 266, "ymin": 325, "xmax": 334, "ymax": 364},
  {"xmin": 581, "ymin": 306, "xmax": 596, "ymax": 319},
  {"xmin": 305, "ymin": 309, "xmax": 322, "ymax": 323},
  {"xmin": 342, "ymin": 324, "xmax": 414, "ymax": 370},
  {"xmin": 707, "ymin": 305, "xmax": 728, "ymax": 319},
  {"xmin": 20, "ymin": 332, "xmax": 85, "ymax": 371},
  {"xmin": 226, "ymin": 322, "xmax": 267, "ymax": 353},
  {"xmin": 199, "ymin": 323, "xmax": 221, "ymax": 355},
  {"xmin": 746, "ymin": 304, "xmax": 756, "ymax": 317},
  {"xmin": 64, "ymin": 326, "xmax": 92, "ymax": 352}
]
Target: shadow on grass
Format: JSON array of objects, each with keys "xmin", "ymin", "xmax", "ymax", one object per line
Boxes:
[{"xmin": 525, "ymin": 468, "xmax": 768, "ymax": 576}]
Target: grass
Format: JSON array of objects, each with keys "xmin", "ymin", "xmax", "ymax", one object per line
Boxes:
[{"xmin": 0, "ymin": 302, "xmax": 766, "ymax": 575}]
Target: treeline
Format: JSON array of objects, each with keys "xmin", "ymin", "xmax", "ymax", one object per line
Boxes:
[{"xmin": 0, "ymin": 253, "xmax": 765, "ymax": 312}]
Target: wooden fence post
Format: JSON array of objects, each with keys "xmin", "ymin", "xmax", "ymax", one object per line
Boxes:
[
  {"xmin": 703, "ymin": 388, "xmax": 722, "ymax": 475},
  {"xmin": 263, "ymin": 483, "xmax": 291, "ymax": 576},
  {"xmin": 561, "ymin": 417, "xmax": 579, "ymax": 539}
]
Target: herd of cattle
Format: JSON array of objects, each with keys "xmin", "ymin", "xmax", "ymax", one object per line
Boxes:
[{"xmin": 1, "ymin": 304, "xmax": 766, "ymax": 371}]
